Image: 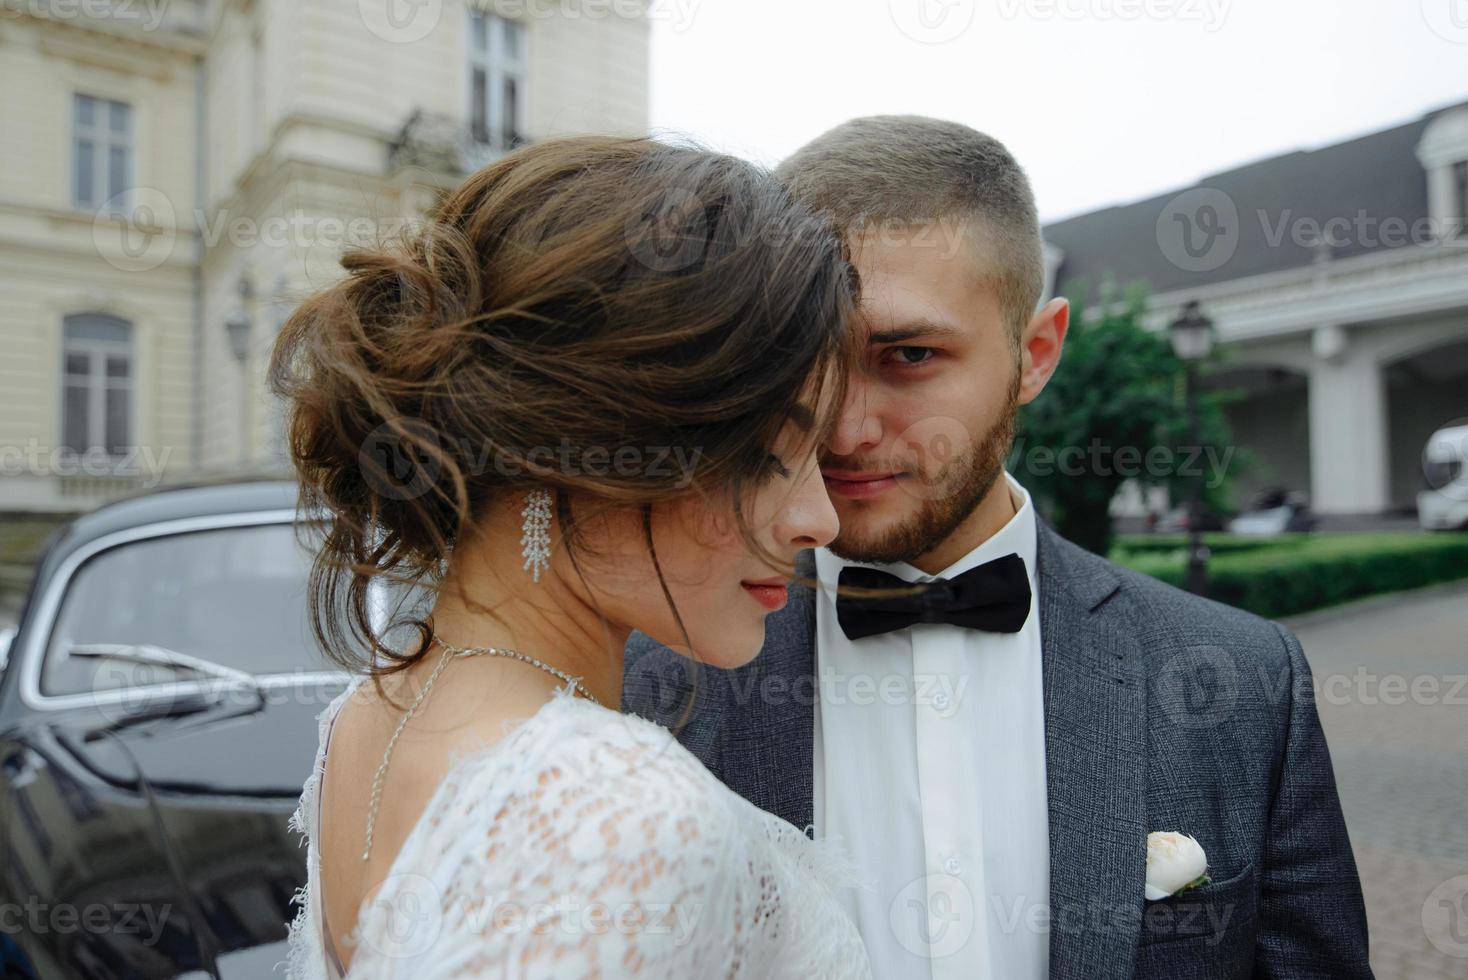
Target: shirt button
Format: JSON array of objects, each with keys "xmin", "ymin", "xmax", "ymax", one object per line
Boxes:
[
  {"xmin": 932, "ymin": 691, "xmax": 951, "ymax": 711},
  {"xmin": 944, "ymin": 856, "xmax": 963, "ymax": 876}
]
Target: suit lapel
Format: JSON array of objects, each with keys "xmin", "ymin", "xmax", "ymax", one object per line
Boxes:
[
  {"xmin": 1036, "ymin": 522, "xmax": 1148, "ymax": 979},
  {"xmin": 716, "ymin": 549, "xmax": 819, "ymax": 835}
]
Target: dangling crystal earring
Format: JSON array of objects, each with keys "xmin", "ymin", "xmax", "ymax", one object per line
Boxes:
[{"xmin": 520, "ymin": 488, "xmax": 552, "ymax": 582}]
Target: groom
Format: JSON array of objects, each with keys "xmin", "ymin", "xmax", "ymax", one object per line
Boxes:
[{"xmin": 622, "ymin": 116, "xmax": 1371, "ymax": 979}]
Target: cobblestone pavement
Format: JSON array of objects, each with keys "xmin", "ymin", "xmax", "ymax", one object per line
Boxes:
[{"xmin": 1286, "ymin": 581, "xmax": 1468, "ymax": 980}]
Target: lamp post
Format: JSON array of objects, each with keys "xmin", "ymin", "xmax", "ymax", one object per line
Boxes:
[
  {"xmin": 1169, "ymin": 300, "xmax": 1216, "ymax": 596},
  {"xmin": 225, "ymin": 276, "xmax": 254, "ymax": 470}
]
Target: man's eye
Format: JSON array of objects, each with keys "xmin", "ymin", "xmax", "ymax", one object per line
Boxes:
[{"xmin": 888, "ymin": 347, "xmax": 935, "ymax": 366}]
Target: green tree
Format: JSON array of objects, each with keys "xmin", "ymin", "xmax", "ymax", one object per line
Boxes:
[{"xmin": 1013, "ymin": 282, "xmax": 1241, "ymax": 556}]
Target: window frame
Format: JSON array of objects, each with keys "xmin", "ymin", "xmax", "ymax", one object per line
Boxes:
[
  {"xmin": 60, "ymin": 313, "xmax": 135, "ymax": 461},
  {"xmin": 72, "ymin": 93, "xmax": 133, "ymax": 212},
  {"xmin": 17, "ymin": 512, "xmax": 347, "ymax": 714},
  {"xmin": 466, "ymin": 7, "xmax": 528, "ymax": 154}
]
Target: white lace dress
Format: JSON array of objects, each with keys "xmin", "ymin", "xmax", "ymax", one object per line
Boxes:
[{"xmin": 282, "ymin": 675, "xmax": 873, "ymax": 979}]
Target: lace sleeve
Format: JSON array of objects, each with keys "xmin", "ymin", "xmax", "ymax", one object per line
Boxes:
[{"xmin": 342, "ymin": 702, "xmax": 785, "ymax": 979}]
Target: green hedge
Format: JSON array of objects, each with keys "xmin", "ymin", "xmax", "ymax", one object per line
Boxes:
[
  {"xmin": 1114, "ymin": 534, "xmax": 1294, "ymax": 558},
  {"xmin": 1112, "ymin": 533, "xmax": 1468, "ymax": 619}
]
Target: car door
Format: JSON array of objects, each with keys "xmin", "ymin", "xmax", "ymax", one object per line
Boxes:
[{"xmin": 0, "ymin": 513, "xmax": 347, "ymax": 979}]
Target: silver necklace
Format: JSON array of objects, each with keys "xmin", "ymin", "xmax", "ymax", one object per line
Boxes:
[{"xmin": 360, "ymin": 634, "xmax": 604, "ymax": 861}]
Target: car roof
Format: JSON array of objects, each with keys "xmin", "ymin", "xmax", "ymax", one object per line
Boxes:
[
  {"xmin": 68, "ymin": 477, "xmax": 304, "ymax": 538},
  {"xmin": 26, "ymin": 479, "xmax": 317, "ymax": 609}
]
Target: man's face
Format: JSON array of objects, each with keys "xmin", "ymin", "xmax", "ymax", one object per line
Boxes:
[{"xmin": 820, "ymin": 221, "xmax": 1022, "ymax": 565}]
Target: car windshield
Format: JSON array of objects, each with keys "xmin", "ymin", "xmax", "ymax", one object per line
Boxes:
[{"xmin": 41, "ymin": 522, "xmax": 321, "ymax": 697}]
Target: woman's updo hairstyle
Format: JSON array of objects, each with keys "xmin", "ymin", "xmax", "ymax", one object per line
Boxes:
[{"xmin": 269, "ymin": 135, "xmax": 856, "ymax": 679}]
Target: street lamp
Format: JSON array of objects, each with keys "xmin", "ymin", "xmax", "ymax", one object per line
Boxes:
[
  {"xmin": 1169, "ymin": 300, "xmax": 1216, "ymax": 597},
  {"xmin": 225, "ymin": 276, "xmax": 255, "ymax": 469}
]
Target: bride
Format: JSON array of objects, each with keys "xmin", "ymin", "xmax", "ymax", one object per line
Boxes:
[{"xmin": 269, "ymin": 135, "xmax": 873, "ymax": 978}]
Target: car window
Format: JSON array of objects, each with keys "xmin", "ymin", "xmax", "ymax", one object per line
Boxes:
[{"xmin": 40, "ymin": 522, "xmax": 323, "ymax": 697}]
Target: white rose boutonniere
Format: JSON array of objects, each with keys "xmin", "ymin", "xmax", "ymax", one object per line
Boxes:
[{"xmin": 1144, "ymin": 831, "xmax": 1210, "ymax": 900}]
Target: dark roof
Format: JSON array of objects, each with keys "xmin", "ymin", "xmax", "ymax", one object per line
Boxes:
[{"xmin": 1042, "ymin": 103, "xmax": 1463, "ymax": 298}]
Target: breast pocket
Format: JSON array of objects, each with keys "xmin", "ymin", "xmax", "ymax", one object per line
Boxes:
[{"xmin": 1135, "ymin": 860, "xmax": 1257, "ymax": 979}]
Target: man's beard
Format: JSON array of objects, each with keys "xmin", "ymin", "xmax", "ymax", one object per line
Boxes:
[{"xmin": 828, "ymin": 376, "xmax": 1021, "ymax": 566}]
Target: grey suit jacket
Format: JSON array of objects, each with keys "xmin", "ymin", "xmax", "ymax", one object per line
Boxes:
[{"xmin": 622, "ymin": 521, "xmax": 1372, "ymax": 979}]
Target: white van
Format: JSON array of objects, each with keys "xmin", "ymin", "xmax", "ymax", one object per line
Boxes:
[{"xmin": 1418, "ymin": 423, "xmax": 1468, "ymax": 531}]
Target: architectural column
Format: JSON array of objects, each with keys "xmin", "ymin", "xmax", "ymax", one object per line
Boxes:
[{"xmin": 1307, "ymin": 324, "xmax": 1391, "ymax": 515}]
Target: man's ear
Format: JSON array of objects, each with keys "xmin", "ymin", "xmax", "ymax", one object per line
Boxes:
[{"xmin": 1017, "ymin": 297, "xmax": 1070, "ymax": 406}]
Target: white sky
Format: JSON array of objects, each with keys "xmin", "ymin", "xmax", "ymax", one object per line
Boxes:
[{"xmin": 648, "ymin": 0, "xmax": 1468, "ymax": 221}]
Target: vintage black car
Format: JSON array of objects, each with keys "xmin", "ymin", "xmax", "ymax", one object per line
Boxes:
[{"xmin": 0, "ymin": 480, "xmax": 349, "ymax": 979}]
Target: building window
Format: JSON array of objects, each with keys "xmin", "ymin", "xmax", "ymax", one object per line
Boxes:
[
  {"xmin": 1454, "ymin": 160, "xmax": 1468, "ymax": 238},
  {"xmin": 62, "ymin": 314, "xmax": 133, "ymax": 457},
  {"xmin": 468, "ymin": 9, "xmax": 526, "ymax": 152},
  {"xmin": 73, "ymin": 94, "xmax": 132, "ymax": 211}
]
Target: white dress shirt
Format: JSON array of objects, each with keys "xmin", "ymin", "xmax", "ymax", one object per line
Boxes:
[{"xmin": 812, "ymin": 472, "xmax": 1050, "ymax": 980}]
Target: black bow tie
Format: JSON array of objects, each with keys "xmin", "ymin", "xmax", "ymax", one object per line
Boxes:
[{"xmin": 834, "ymin": 553, "xmax": 1032, "ymax": 641}]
